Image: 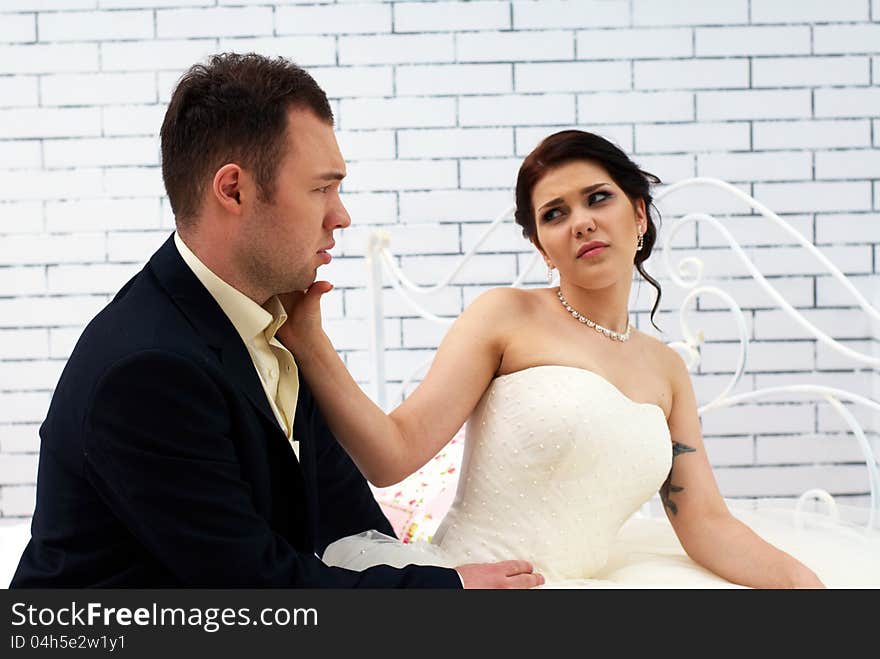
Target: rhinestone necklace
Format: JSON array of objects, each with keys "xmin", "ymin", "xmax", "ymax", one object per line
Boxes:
[{"xmin": 556, "ymin": 289, "xmax": 632, "ymax": 342}]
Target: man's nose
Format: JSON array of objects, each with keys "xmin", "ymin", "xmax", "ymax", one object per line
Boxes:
[{"xmin": 328, "ymin": 197, "xmax": 351, "ymax": 230}]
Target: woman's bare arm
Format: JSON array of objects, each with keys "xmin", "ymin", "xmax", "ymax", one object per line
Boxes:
[
  {"xmin": 660, "ymin": 345, "xmax": 824, "ymax": 588},
  {"xmin": 278, "ymin": 285, "xmax": 521, "ymax": 486}
]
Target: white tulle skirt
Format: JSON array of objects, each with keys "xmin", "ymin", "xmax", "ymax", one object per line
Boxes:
[{"xmin": 324, "ymin": 500, "xmax": 880, "ymax": 588}]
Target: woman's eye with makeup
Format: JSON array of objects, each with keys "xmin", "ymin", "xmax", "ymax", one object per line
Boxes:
[
  {"xmin": 587, "ymin": 191, "xmax": 611, "ymax": 205},
  {"xmin": 542, "ymin": 208, "xmax": 563, "ymax": 222}
]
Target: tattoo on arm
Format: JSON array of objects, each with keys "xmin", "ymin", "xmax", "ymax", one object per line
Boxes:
[{"xmin": 660, "ymin": 441, "xmax": 696, "ymax": 516}]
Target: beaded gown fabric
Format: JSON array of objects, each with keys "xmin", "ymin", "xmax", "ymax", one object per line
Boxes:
[{"xmin": 324, "ymin": 366, "xmax": 880, "ymax": 587}]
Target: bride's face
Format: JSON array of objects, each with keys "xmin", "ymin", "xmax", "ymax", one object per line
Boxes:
[{"xmin": 530, "ymin": 159, "xmax": 646, "ymax": 290}]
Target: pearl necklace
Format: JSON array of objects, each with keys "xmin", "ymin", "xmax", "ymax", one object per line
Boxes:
[{"xmin": 556, "ymin": 289, "xmax": 632, "ymax": 342}]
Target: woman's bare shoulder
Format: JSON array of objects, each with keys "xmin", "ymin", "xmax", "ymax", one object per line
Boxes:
[
  {"xmin": 630, "ymin": 330, "xmax": 688, "ymax": 377},
  {"xmin": 464, "ymin": 286, "xmax": 546, "ymax": 316}
]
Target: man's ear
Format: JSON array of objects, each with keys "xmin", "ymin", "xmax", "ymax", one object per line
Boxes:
[{"xmin": 212, "ymin": 164, "xmax": 244, "ymax": 215}]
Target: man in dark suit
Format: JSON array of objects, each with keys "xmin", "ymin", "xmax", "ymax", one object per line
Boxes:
[{"xmin": 11, "ymin": 53, "xmax": 541, "ymax": 588}]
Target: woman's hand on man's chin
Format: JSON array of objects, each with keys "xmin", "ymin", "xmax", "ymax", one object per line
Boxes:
[{"xmin": 277, "ymin": 280, "xmax": 334, "ymax": 352}]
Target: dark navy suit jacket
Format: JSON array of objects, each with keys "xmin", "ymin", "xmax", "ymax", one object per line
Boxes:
[{"xmin": 11, "ymin": 235, "xmax": 459, "ymax": 588}]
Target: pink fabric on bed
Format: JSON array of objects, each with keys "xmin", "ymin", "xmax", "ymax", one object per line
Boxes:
[{"xmin": 372, "ymin": 430, "xmax": 465, "ymax": 543}]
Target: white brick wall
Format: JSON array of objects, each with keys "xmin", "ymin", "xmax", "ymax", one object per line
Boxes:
[
  {"xmin": 399, "ymin": 189, "xmax": 513, "ymax": 222},
  {"xmin": 101, "ymin": 39, "xmax": 219, "ymax": 71},
  {"xmin": 815, "ymin": 88, "xmax": 880, "ymax": 118},
  {"xmin": 0, "ymin": 76, "xmax": 38, "ymax": 107},
  {"xmin": 458, "ymin": 156, "xmax": 519, "ymax": 188},
  {"xmin": 635, "ymin": 122, "xmax": 751, "ymax": 153},
  {"xmin": 0, "ymin": 43, "xmax": 99, "ymax": 74},
  {"xmin": 39, "ymin": 10, "xmax": 154, "ymax": 42},
  {"xmin": 345, "ymin": 159, "xmax": 458, "ymax": 191},
  {"xmin": 698, "ymin": 89, "xmax": 812, "ymax": 120},
  {"xmin": 696, "ymin": 151, "xmax": 813, "ymax": 182},
  {"xmin": 577, "ymin": 27, "xmax": 692, "ymax": 59},
  {"xmin": 157, "ymin": 7, "xmax": 273, "ymax": 39},
  {"xmin": 753, "ymin": 182, "xmax": 873, "ymax": 213},
  {"xmin": 0, "ymin": 13, "xmax": 36, "ymax": 42},
  {"xmin": 459, "ymin": 30, "xmax": 572, "ymax": 62},
  {"xmin": 752, "ymin": 56, "xmax": 870, "ymax": 88},
  {"xmin": 580, "ymin": 91, "xmax": 693, "ymax": 124},
  {"xmin": 397, "ymin": 127, "xmax": 513, "ymax": 158},
  {"xmin": 635, "ymin": 0, "xmax": 749, "ymax": 26},
  {"xmin": 277, "ymin": 3, "xmax": 392, "ymax": 34},
  {"xmin": 41, "ymin": 73, "xmax": 158, "ymax": 106},
  {"xmin": 816, "ymin": 150, "xmax": 880, "ymax": 180},
  {"xmin": 394, "ymin": 0, "xmax": 508, "ymax": 32},
  {"xmin": 752, "ymin": 119, "xmax": 871, "ymax": 150},
  {"xmin": 0, "ymin": 107, "xmax": 102, "ymax": 139},
  {"xmin": 4, "ymin": 1, "xmax": 94, "ymax": 9},
  {"xmin": 516, "ymin": 61, "xmax": 631, "ymax": 93},
  {"xmin": 0, "ymin": 1, "xmax": 877, "ymax": 520},
  {"xmin": 695, "ymin": 26, "xmax": 810, "ymax": 56},
  {"xmin": 340, "ymin": 97, "xmax": 456, "ymax": 129},
  {"xmin": 513, "ymin": 1, "xmax": 628, "ymax": 29},
  {"xmin": 0, "ymin": 267, "xmax": 45, "ymax": 297},
  {"xmin": 634, "ymin": 59, "xmax": 749, "ymax": 90},
  {"xmin": 752, "ymin": 0, "xmax": 869, "ymax": 23},
  {"xmin": 462, "ymin": 93, "xmax": 575, "ymax": 126},
  {"xmin": 219, "ymin": 35, "xmax": 336, "ymax": 65},
  {"xmin": 0, "ymin": 141, "xmax": 42, "ymax": 170},
  {"xmin": 0, "ymin": 424, "xmax": 42, "ymax": 453},
  {"xmin": 815, "ymin": 24, "xmax": 880, "ymax": 54},
  {"xmin": 340, "ymin": 33, "xmax": 453, "ymax": 64},
  {"xmin": 397, "ymin": 63, "xmax": 511, "ymax": 95}
]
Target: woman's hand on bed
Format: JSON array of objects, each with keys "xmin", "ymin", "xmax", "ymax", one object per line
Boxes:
[{"xmin": 277, "ymin": 280, "xmax": 333, "ymax": 350}]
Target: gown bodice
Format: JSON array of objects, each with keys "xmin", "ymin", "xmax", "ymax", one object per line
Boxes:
[{"xmin": 430, "ymin": 365, "xmax": 672, "ymax": 582}]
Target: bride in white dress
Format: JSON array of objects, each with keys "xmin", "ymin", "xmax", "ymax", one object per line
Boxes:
[{"xmin": 279, "ymin": 130, "xmax": 880, "ymax": 588}]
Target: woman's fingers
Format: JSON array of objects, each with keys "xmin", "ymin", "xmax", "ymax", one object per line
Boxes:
[
  {"xmin": 277, "ymin": 282, "xmax": 334, "ymax": 349},
  {"xmin": 306, "ymin": 280, "xmax": 334, "ymax": 298}
]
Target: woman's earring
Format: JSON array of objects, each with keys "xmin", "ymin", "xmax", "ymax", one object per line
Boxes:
[
  {"xmin": 636, "ymin": 231, "xmax": 644, "ymax": 251},
  {"xmin": 546, "ymin": 264, "xmax": 554, "ymax": 283}
]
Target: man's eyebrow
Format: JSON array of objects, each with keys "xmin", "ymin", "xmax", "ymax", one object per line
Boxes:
[
  {"xmin": 536, "ymin": 182, "xmax": 608, "ymax": 212},
  {"xmin": 316, "ymin": 171, "xmax": 346, "ymax": 181}
]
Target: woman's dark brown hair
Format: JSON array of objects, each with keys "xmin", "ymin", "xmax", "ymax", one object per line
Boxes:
[
  {"xmin": 514, "ymin": 129, "xmax": 663, "ymax": 329},
  {"xmin": 160, "ymin": 52, "xmax": 333, "ymax": 226}
]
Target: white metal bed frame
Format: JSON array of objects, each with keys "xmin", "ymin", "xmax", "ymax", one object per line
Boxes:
[{"xmin": 364, "ymin": 177, "xmax": 880, "ymax": 529}]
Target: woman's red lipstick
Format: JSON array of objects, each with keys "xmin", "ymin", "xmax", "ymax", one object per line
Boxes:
[{"xmin": 576, "ymin": 241, "xmax": 608, "ymax": 259}]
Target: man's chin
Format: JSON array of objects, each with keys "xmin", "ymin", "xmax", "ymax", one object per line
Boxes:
[{"xmin": 298, "ymin": 272, "xmax": 317, "ymax": 293}]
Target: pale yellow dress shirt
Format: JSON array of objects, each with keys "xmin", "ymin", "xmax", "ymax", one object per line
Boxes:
[{"xmin": 174, "ymin": 233, "xmax": 300, "ymax": 459}]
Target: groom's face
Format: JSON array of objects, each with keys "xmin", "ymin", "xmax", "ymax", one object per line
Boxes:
[{"xmin": 241, "ymin": 107, "xmax": 351, "ymax": 296}]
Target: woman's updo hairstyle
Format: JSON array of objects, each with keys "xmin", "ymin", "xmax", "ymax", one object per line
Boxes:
[{"xmin": 514, "ymin": 129, "xmax": 663, "ymax": 329}]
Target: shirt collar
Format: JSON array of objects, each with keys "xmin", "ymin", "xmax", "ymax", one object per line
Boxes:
[{"xmin": 174, "ymin": 232, "xmax": 286, "ymax": 343}]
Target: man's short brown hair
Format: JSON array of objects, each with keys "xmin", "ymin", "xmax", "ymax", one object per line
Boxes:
[{"xmin": 160, "ymin": 52, "xmax": 333, "ymax": 226}]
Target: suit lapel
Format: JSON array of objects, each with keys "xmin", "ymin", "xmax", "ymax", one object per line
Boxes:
[{"xmin": 147, "ymin": 234, "xmax": 290, "ymax": 441}]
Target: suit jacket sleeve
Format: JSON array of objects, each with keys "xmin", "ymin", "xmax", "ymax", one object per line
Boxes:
[
  {"xmin": 302, "ymin": 381, "xmax": 397, "ymax": 552},
  {"xmin": 83, "ymin": 350, "xmax": 460, "ymax": 588}
]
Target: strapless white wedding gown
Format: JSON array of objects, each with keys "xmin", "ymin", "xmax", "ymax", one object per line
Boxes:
[{"xmin": 324, "ymin": 366, "xmax": 880, "ymax": 587}]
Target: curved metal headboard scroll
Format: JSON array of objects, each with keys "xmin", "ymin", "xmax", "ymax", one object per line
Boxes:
[{"xmin": 365, "ymin": 177, "xmax": 880, "ymax": 527}]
